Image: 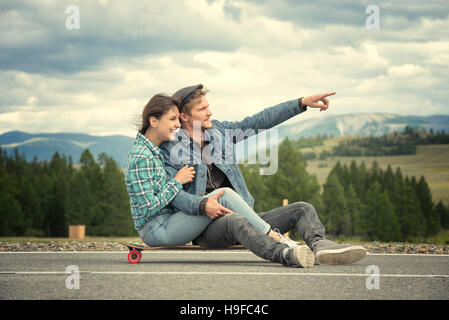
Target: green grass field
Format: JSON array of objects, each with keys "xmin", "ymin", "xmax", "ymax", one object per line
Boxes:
[{"xmin": 305, "ymin": 142, "xmax": 449, "ymax": 207}]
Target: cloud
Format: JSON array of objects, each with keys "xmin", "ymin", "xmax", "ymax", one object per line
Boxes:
[
  {"xmin": 0, "ymin": 0, "xmax": 242, "ymax": 74},
  {"xmin": 388, "ymin": 64, "xmax": 427, "ymax": 77},
  {"xmin": 238, "ymin": 0, "xmax": 449, "ymax": 27},
  {"xmin": 0, "ymin": 0, "xmax": 448, "ymax": 137}
]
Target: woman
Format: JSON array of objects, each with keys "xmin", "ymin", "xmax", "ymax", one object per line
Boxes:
[{"xmin": 125, "ymin": 93, "xmax": 298, "ymax": 247}]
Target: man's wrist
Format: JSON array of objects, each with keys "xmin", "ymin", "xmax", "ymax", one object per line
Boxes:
[
  {"xmin": 199, "ymin": 198, "xmax": 208, "ymax": 215},
  {"xmin": 298, "ymin": 97, "xmax": 308, "ymax": 113}
]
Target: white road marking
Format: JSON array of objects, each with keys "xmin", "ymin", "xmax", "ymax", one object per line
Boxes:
[
  {"xmin": 0, "ymin": 271, "xmax": 448, "ymax": 278},
  {"xmin": 0, "ymin": 251, "xmax": 250, "ymax": 254},
  {"xmin": 0, "ymin": 251, "xmax": 448, "ymax": 256}
]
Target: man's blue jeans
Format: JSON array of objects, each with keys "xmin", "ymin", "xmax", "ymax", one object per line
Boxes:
[{"xmin": 139, "ymin": 187, "xmax": 271, "ymax": 246}]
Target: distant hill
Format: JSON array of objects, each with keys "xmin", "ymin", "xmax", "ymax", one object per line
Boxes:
[
  {"xmin": 1, "ymin": 113, "xmax": 448, "ymax": 167},
  {"xmin": 0, "ymin": 131, "xmax": 134, "ymax": 167},
  {"xmin": 277, "ymin": 113, "xmax": 449, "ymax": 139},
  {"xmin": 240, "ymin": 113, "xmax": 449, "ymax": 160}
]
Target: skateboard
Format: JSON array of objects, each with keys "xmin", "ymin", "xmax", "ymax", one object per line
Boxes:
[{"xmin": 118, "ymin": 242, "xmax": 245, "ymax": 264}]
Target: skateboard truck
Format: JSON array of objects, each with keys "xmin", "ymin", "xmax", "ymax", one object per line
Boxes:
[{"xmin": 126, "ymin": 243, "xmax": 144, "ymax": 264}]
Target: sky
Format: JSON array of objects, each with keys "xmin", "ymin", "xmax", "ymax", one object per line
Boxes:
[{"xmin": 0, "ymin": 0, "xmax": 448, "ymax": 137}]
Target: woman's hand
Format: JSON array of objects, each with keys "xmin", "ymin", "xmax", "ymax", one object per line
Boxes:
[{"xmin": 174, "ymin": 165, "xmax": 196, "ymax": 185}]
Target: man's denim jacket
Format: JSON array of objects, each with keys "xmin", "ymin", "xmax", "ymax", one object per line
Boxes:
[{"xmin": 160, "ymin": 98, "xmax": 306, "ymax": 215}]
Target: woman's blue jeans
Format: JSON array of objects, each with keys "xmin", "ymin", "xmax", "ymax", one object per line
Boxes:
[{"xmin": 139, "ymin": 187, "xmax": 271, "ymax": 246}]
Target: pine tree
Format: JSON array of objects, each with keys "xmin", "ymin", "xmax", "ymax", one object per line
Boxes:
[
  {"xmin": 79, "ymin": 149, "xmax": 104, "ymax": 235},
  {"xmin": 363, "ymin": 181, "xmax": 382, "ymax": 241},
  {"xmin": 399, "ymin": 183, "xmax": 427, "ymax": 240},
  {"xmin": 364, "ymin": 181, "xmax": 401, "ymax": 241},
  {"xmin": 389, "ymin": 171, "xmax": 406, "ymax": 240},
  {"xmin": 349, "ymin": 160, "xmax": 365, "ymax": 199},
  {"xmin": 345, "ymin": 184, "xmax": 364, "ymax": 237},
  {"xmin": 97, "ymin": 153, "xmax": 134, "ymax": 236},
  {"xmin": 376, "ymin": 190, "xmax": 402, "ymax": 241},
  {"xmin": 65, "ymin": 169, "xmax": 91, "ymax": 226},
  {"xmin": 368, "ymin": 161, "xmax": 381, "ymax": 189},
  {"xmin": 322, "ymin": 171, "xmax": 349, "ymax": 237},
  {"xmin": 416, "ymin": 176, "xmax": 440, "ymax": 236},
  {"xmin": 0, "ymin": 166, "xmax": 24, "ymax": 236},
  {"xmin": 340, "ymin": 163, "xmax": 351, "ymax": 191},
  {"xmin": 46, "ymin": 152, "xmax": 69, "ymax": 236},
  {"xmin": 435, "ymin": 201, "xmax": 449, "ymax": 230},
  {"xmin": 384, "ymin": 165, "xmax": 394, "ymax": 196}
]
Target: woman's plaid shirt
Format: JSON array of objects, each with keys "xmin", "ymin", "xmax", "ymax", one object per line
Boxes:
[{"xmin": 124, "ymin": 133, "xmax": 182, "ymax": 231}]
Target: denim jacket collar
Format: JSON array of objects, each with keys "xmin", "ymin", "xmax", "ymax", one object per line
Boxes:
[{"xmin": 171, "ymin": 125, "xmax": 234, "ymax": 165}]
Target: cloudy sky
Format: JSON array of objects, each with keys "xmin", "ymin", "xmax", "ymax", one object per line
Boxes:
[{"xmin": 1, "ymin": 0, "xmax": 448, "ymax": 137}]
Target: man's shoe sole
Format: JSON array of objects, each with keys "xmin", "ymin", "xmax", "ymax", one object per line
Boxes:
[
  {"xmin": 292, "ymin": 245, "xmax": 315, "ymax": 268},
  {"xmin": 315, "ymin": 246, "xmax": 366, "ymax": 265}
]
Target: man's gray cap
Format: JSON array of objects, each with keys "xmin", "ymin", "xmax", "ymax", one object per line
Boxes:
[{"xmin": 173, "ymin": 84, "xmax": 203, "ymax": 110}]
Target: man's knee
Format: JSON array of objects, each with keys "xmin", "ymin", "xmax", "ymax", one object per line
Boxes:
[
  {"xmin": 291, "ymin": 201, "xmax": 317, "ymax": 216},
  {"xmin": 222, "ymin": 212, "xmax": 249, "ymax": 230},
  {"xmin": 291, "ymin": 201, "xmax": 315, "ymax": 210}
]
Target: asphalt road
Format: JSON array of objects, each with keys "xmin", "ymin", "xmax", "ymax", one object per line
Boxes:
[{"xmin": 1, "ymin": 250, "xmax": 448, "ymax": 300}]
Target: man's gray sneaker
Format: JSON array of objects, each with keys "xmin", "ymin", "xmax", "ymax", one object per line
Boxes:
[
  {"xmin": 312, "ymin": 239, "xmax": 366, "ymax": 265},
  {"xmin": 291, "ymin": 245, "xmax": 315, "ymax": 268}
]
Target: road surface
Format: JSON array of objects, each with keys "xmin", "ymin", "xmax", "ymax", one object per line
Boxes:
[{"xmin": 1, "ymin": 250, "xmax": 448, "ymax": 300}]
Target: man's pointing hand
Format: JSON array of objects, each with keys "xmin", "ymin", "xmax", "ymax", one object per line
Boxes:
[{"xmin": 302, "ymin": 92, "xmax": 336, "ymax": 111}]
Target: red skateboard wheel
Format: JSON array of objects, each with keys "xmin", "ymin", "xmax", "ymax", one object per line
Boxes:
[{"xmin": 128, "ymin": 249, "xmax": 142, "ymax": 264}]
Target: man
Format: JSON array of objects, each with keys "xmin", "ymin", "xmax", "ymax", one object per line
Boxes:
[{"xmin": 160, "ymin": 84, "xmax": 366, "ymax": 267}]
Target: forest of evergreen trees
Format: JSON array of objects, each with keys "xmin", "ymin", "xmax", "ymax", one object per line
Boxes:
[
  {"xmin": 1, "ymin": 138, "xmax": 448, "ymax": 241},
  {"xmin": 321, "ymin": 160, "xmax": 449, "ymax": 241},
  {"xmin": 0, "ymin": 148, "xmax": 134, "ymax": 237},
  {"xmin": 240, "ymin": 138, "xmax": 449, "ymax": 242}
]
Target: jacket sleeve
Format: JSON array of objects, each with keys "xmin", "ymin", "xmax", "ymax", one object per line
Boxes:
[
  {"xmin": 127, "ymin": 156, "xmax": 182, "ymax": 220},
  {"xmin": 162, "ymin": 152, "xmax": 204, "ymax": 215},
  {"xmin": 216, "ymin": 98, "xmax": 306, "ymax": 144}
]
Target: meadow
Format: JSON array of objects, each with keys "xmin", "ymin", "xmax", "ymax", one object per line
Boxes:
[{"xmin": 304, "ymin": 140, "xmax": 449, "ymax": 207}]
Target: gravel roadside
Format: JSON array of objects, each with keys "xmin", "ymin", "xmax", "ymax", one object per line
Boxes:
[{"xmin": 0, "ymin": 241, "xmax": 448, "ymax": 254}]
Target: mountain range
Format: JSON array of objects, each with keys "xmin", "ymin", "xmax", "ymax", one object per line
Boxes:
[
  {"xmin": 277, "ymin": 113, "xmax": 449, "ymax": 139},
  {"xmin": 1, "ymin": 113, "xmax": 448, "ymax": 167},
  {"xmin": 0, "ymin": 131, "xmax": 134, "ymax": 167}
]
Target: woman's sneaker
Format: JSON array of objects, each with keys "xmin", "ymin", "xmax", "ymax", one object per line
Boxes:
[
  {"xmin": 273, "ymin": 228, "xmax": 300, "ymax": 248},
  {"xmin": 291, "ymin": 245, "xmax": 315, "ymax": 268},
  {"xmin": 312, "ymin": 239, "xmax": 366, "ymax": 265}
]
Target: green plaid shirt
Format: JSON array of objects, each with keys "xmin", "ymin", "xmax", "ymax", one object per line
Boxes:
[{"xmin": 124, "ymin": 133, "xmax": 182, "ymax": 231}]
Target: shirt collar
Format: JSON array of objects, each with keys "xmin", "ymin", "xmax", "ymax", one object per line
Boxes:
[{"xmin": 137, "ymin": 132, "xmax": 162, "ymax": 156}]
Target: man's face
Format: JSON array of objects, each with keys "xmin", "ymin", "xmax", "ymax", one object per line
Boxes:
[{"xmin": 182, "ymin": 96, "xmax": 213, "ymax": 130}]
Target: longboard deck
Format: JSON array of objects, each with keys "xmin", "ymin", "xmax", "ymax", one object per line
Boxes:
[{"xmin": 118, "ymin": 241, "xmax": 245, "ymax": 251}]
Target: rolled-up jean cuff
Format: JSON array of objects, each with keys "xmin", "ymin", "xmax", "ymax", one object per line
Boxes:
[{"xmin": 261, "ymin": 223, "xmax": 271, "ymax": 235}]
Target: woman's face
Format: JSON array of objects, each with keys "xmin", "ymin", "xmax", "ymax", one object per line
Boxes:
[{"xmin": 152, "ymin": 106, "xmax": 181, "ymax": 142}]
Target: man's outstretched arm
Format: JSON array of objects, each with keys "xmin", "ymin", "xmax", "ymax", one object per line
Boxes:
[{"xmin": 216, "ymin": 92, "xmax": 336, "ymax": 143}]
